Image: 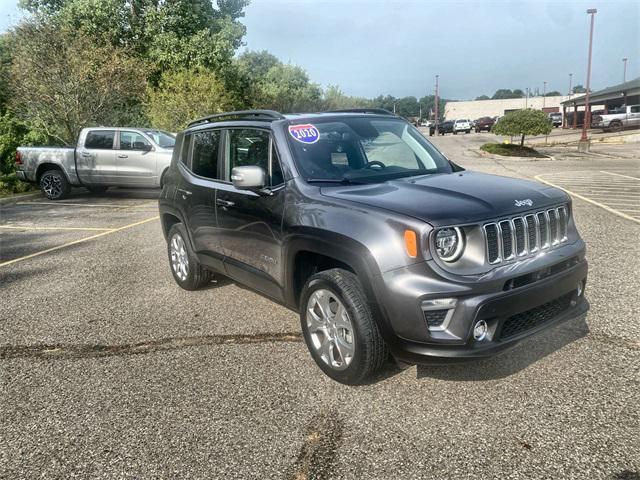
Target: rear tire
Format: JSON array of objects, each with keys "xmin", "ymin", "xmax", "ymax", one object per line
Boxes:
[
  {"xmin": 167, "ymin": 223, "xmax": 211, "ymax": 290},
  {"xmin": 39, "ymin": 169, "xmax": 70, "ymax": 200},
  {"xmin": 300, "ymin": 268, "xmax": 388, "ymax": 385},
  {"xmin": 610, "ymin": 121, "xmax": 623, "ymax": 132}
]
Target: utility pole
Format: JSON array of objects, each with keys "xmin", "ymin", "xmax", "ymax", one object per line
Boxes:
[
  {"xmin": 525, "ymin": 87, "xmax": 529, "ymax": 108},
  {"xmin": 623, "ymin": 57, "xmax": 628, "ymax": 83},
  {"xmin": 569, "ymin": 73, "xmax": 573, "ymax": 97},
  {"xmin": 543, "ymin": 81, "xmax": 547, "ymax": 109},
  {"xmin": 435, "ymin": 75, "xmax": 440, "ymax": 135},
  {"xmin": 579, "ymin": 8, "xmax": 597, "ymax": 150}
]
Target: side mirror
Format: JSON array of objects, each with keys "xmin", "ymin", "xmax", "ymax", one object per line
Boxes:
[
  {"xmin": 231, "ymin": 165, "xmax": 267, "ymax": 191},
  {"xmin": 143, "ymin": 143, "xmax": 153, "ymax": 152}
]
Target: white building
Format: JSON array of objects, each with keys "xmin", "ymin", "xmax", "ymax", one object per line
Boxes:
[{"xmin": 445, "ymin": 96, "xmax": 571, "ymax": 120}]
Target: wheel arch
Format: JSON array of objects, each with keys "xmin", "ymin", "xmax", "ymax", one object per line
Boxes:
[{"xmin": 36, "ymin": 163, "xmax": 68, "ymax": 183}]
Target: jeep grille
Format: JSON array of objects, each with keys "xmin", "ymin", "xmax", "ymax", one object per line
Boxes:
[{"xmin": 483, "ymin": 206, "xmax": 569, "ymax": 265}]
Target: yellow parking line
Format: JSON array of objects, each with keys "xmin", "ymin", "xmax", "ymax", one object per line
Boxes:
[
  {"xmin": 0, "ymin": 225, "xmax": 113, "ymax": 232},
  {"xmin": 535, "ymin": 174, "xmax": 640, "ymax": 225},
  {"xmin": 600, "ymin": 171, "xmax": 640, "ymax": 181},
  {"xmin": 0, "ymin": 216, "xmax": 159, "ymax": 268}
]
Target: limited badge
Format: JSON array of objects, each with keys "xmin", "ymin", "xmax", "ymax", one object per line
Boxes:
[{"xmin": 288, "ymin": 124, "xmax": 320, "ymax": 144}]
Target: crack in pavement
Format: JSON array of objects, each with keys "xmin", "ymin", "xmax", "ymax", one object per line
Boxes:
[
  {"xmin": 0, "ymin": 332, "xmax": 303, "ymax": 360},
  {"xmin": 289, "ymin": 409, "xmax": 344, "ymax": 480}
]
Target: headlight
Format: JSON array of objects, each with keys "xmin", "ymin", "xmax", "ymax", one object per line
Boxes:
[{"xmin": 435, "ymin": 227, "xmax": 465, "ymax": 262}]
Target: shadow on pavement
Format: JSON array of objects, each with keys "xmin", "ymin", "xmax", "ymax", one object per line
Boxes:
[{"xmin": 416, "ymin": 313, "xmax": 589, "ymax": 382}]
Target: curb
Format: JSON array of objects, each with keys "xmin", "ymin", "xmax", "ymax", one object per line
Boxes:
[{"xmin": 0, "ymin": 191, "xmax": 42, "ymax": 206}]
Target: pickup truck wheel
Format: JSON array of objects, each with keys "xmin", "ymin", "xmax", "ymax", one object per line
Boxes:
[
  {"xmin": 300, "ymin": 268, "xmax": 388, "ymax": 385},
  {"xmin": 40, "ymin": 169, "xmax": 70, "ymax": 200},
  {"xmin": 609, "ymin": 121, "xmax": 623, "ymax": 132},
  {"xmin": 167, "ymin": 223, "xmax": 211, "ymax": 290}
]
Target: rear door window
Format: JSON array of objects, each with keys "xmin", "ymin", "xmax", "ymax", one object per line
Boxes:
[
  {"xmin": 85, "ymin": 131, "xmax": 115, "ymax": 149},
  {"xmin": 191, "ymin": 130, "xmax": 221, "ymax": 180}
]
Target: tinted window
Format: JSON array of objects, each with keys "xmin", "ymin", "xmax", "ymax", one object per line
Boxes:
[
  {"xmin": 227, "ymin": 129, "xmax": 270, "ymax": 173},
  {"xmin": 180, "ymin": 134, "xmax": 191, "ymax": 167},
  {"xmin": 271, "ymin": 143, "xmax": 284, "ymax": 186},
  {"xmin": 630, "ymin": 106, "xmax": 640, "ymax": 113},
  {"xmin": 192, "ymin": 130, "xmax": 220, "ymax": 179},
  {"xmin": 120, "ymin": 131, "xmax": 151, "ymax": 151},
  {"xmin": 85, "ymin": 131, "xmax": 115, "ymax": 150},
  {"xmin": 144, "ymin": 130, "xmax": 176, "ymax": 148}
]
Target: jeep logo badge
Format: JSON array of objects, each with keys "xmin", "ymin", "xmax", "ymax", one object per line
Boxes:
[{"xmin": 514, "ymin": 199, "xmax": 533, "ymax": 207}]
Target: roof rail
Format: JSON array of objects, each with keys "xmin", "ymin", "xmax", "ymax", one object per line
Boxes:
[
  {"xmin": 187, "ymin": 110, "xmax": 285, "ymax": 127},
  {"xmin": 324, "ymin": 108, "xmax": 396, "ymax": 116}
]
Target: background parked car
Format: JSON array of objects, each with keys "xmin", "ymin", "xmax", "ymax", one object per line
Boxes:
[
  {"xmin": 453, "ymin": 119, "xmax": 472, "ymax": 134},
  {"xmin": 591, "ymin": 105, "xmax": 640, "ymax": 132},
  {"xmin": 548, "ymin": 112, "xmax": 563, "ymax": 128},
  {"xmin": 429, "ymin": 120, "xmax": 455, "ymax": 135},
  {"xmin": 474, "ymin": 117, "xmax": 496, "ymax": 132},
  {"xmin": 15, "ymin": 127, "xmax": 175, "ymax": 199}
]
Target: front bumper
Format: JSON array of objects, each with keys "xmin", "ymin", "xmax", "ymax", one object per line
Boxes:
[{"xmin": 376, "ymin": 251, "xmax": 589, "ymax": 364}]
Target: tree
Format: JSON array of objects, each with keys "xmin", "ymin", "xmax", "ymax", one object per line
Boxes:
[
  {"xmin": 492, "ymin": 89, "xmax": 524, "ymax": 99},
  {"xmin": 545, "ymin": 91, "xmax": 562, "ymax": 96},
  {"xmin": 257, "ymin": 64, "xmax": 322, "ymax": 113},
  {"xmin": 492, "ymin": 109, "xmax": 552, "ymax": 146},
  {"xmin": 10, "ymin": 23, "xmax": 148, "ymax": 144},
  {"xmin": 236, "ymin": 50, "xmax": 280, "ymax": 80},
  {"xmin": 573, "ymin": 85, "xmax": 587, "ymax": 94},
  {"xmin": 322, "ymin": 85, "xmax": 372, "ymax": 111},
  {"xmin": 144, "ymin": 68, "xmax": 236, "ymax": 131},
  {"xmin": 475, "ymin": 95, "xmax": 490, "ymax": 101}
]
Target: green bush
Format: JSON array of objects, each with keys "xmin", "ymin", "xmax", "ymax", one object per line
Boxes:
[
  {"xmin": 492, "ymin": 109, "xmax": 552, "ymax": 146},
  {"xmin": 0, "ymin": 172, "xmax": 37, "ymax": 196},
  {"xmin": 480, "ymin": 143, "xmax": 546, "ymax": 158}
]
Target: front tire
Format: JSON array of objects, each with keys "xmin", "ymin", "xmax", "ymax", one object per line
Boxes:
[
  {"xmin": 167, "ymin": 223, "xmax": 211, "ymax": 290},
  {"xmin": 609, "ymin": 121, "xmax": 623, "ymax": 132},
  {"xmin": 300, "ymin": 268, "xmax": 388, "ymax": 385},
  {"xmin": 40, "ymin": 169, "xmax": 70, "ymax": 200}
]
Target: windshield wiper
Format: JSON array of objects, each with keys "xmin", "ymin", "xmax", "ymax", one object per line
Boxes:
[{"xmin": 306, "ymin": 178, "xmax": 357, "ymax": 185}]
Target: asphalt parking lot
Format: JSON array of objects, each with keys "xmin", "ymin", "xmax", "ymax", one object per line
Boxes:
[{"xmin": 1, "ymin": 135, "xmax": 639, "ymax": 479}]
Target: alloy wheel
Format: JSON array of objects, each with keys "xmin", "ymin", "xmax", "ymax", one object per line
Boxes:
[
  {"xmin": 170, "ymin": 233, "xmax": 189, "ymax": 281},
  {"xmin": 41, "ymin": 173, "xmax": 62, "ymax": 198},
  {"xmin": 306, "ymin": 289, "xmax": 355, "ymax": 370}
]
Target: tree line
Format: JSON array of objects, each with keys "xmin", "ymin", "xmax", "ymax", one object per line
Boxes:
[
  {"xmin": 0, "ymin": 0, "xmax": 448, "ymax": 176},
  {"xmin": 474, "ymin": 85, "xmax": 587, "ymax": 101}
]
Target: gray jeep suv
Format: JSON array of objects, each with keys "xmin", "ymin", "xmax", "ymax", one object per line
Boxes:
[{"xmin": 159, "ymin": 109, "xmax": 588, "ymax": 384}]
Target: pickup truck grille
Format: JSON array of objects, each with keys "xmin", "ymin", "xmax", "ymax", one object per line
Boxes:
[{"xmin": 484, "ymin": 206, "xmax": 569, "ymax": 265}]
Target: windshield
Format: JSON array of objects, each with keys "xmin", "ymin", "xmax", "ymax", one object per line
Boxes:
[
  {"xmin": 143, "ymin": 130, "xmax": 176, "ymax": 148},
  {"xmin": 286, "ymin": 117, "xmax": 453, "ymax": 184}
]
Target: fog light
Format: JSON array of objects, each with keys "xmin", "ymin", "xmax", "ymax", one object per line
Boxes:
[{"xmin": 473, "ymin": 320, "xmax": 488, "ymax": 341}]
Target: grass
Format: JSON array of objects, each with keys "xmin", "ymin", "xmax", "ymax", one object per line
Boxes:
[
  {"xmin": 480, "ymin": 143, "xmax": 547, "ymax": 158},
  {"xmin": 0, "ymin": 172, "xmax": 38, "ymax": 197}
]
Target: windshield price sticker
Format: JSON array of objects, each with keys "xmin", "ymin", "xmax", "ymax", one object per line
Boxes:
[{"xmin": 289, "ymin": 124, "xmax": 320, "ymax": 144}]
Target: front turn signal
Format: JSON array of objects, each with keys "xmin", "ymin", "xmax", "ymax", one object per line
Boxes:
[{"xmin": 404, "ymin": 230, "xmax": 418, "ymax": 258}]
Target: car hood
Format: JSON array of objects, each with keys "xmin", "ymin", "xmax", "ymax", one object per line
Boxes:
[{"xmin": 320, "ymin": 171, "xmax": 568, "ymax": 227}]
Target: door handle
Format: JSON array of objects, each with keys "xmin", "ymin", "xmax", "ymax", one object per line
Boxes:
[
  {"xmin": 81, "ymin": 152, "xmax": 91, "ymax": 157},
  {"xmin": 117, "ymin": 154, "xmax": 128, "ymax": 158},
  {"xmin": 177, "ymin": 188, "xmax": 192, "ymax": 196},
  {"xmin": 216, "ymin": 199, "xmax": 235, "ymax": 208}
]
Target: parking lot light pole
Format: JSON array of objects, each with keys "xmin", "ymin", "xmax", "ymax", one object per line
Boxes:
[
  {"xmin": 543, "ymin": 81, "xmax": 547, "ymax": 109},
  {"xmin": 623, "ymin": 58, "xmax": 628, "ymax": 82},
  {"xmin": 569, "ymin": 73, "xmax": 573, "ymax": 97},
  {"xmin": 435, "ymin": 75, "xmax": 439, "ymax": 135},
  {"xmin": 579, "ymin": 8, "xmax": 597, "ymax": 150}
]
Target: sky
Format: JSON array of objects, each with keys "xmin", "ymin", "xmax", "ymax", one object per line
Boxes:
[{"xmin": 2, "ymin": 0, "xmax": 639, "ymax": 100}]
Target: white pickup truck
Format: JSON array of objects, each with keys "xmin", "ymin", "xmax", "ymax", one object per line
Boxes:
[
  {"xmin": 15, "ymin": 127, "xmax": 175, "ymax": 200},
  {"xmin": 591, "ymin": 105, "xmax": 640, "ymax": 132}
]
